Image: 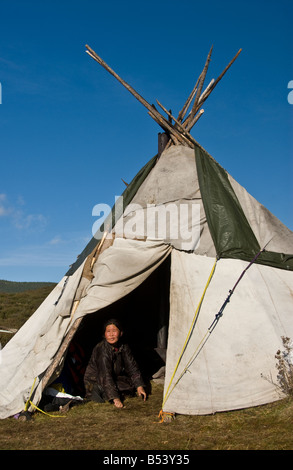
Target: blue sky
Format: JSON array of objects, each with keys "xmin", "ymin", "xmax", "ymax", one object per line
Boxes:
[{"xmin": 0, "ymin": 0, "xmax": 292, "ymax": 282}]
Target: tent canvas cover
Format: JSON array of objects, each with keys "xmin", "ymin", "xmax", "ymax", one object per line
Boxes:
[{"xmin": 0, "ymin": 47, "xmax": 292, "ymax": 419}]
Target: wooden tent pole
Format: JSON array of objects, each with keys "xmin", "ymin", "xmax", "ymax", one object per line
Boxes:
[
  {"xmin": 147, "ymin": 108, "xmax": 189, "ymax": 145},
  {"xmin": 40, "ymin": 313, "xmax": 83, "ymax": 392},
  {"xmin": 198, "ymin": 78, "xmax": 215, "ymax": 103},
  {"xmin": 86, "ymin": 45, "xmax": 151, "ymax": 112},
  {"xmin": 184, "ymin": 46, "xmax": 213, "ymax": 127},
  {"xmin": 177, "ymin": 79, "xmax": 200, "ymax": 123},
  {"xmin": 0, "ymin": 326, "xmax": 18, "ymax": 334},
  {"xmin": 184, "ymin": 109, "xmax": 205, "ymax": 132},
  {"xmin": 177, "ymin": 46, "xmax": 212, "ymax": 127},
  {"xmin": 183, "ymin": 80, "xmax": 213, "ymax": 132},
  {"xmin": 90, "ymin": 230, "xmax": 108, "ymax": 269},
  {"xmin": 206, "ymin": 48, "xmax": 242, "ymax": 96},
  {"xmin": 85, "ymin": 45, "xmax": 194, "ymax": 147},
  {"xmin": 156, "ymin": 99, "xmax": 198, "ymax": 146},
  {"xmin": 85, "ymin": 44, "xmax": 241, "ymax": 145},
  {"xmin": 187, "ymin": 49, "xmax": 242, "ymax": 123},
  {"xmin": 85, "ymin": 46, "xmax": 169, "ymax": 132}
]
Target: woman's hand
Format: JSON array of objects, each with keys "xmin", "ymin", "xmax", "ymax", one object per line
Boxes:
[
  {"xmin": 113, "ymin": 398, "xmax": 124, "ymax": 408},
  {"xmin": 137, "ymin": 386, "xmax": 147, "ymax": 401}
]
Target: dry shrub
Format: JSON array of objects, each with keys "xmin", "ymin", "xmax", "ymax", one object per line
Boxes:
[{"xmin": 275, "ymin": 336, "xmax": 293, "ymax": 397}]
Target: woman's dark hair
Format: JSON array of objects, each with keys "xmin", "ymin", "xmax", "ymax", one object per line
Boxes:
[{"xmin": 103, "ymin": 318, "xmax": 123, "ymax": 333}]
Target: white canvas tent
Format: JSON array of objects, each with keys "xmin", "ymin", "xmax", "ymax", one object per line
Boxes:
[{"xmin": 0, "ymin": 47, "xmax": 292, "ymax": 419}]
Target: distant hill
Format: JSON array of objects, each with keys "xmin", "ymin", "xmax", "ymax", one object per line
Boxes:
[
  {"xmin": 0, "ymin": 279, "xmax": 56, "ymax": 293},
  {"xmin": 0, "ymin": 281, "xmax": 57, "ymax": 347}
]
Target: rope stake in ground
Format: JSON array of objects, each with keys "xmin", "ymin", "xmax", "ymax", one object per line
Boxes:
[{"xmin": 157, "ymin": 409, "xmax": 175, "ymax": 423}]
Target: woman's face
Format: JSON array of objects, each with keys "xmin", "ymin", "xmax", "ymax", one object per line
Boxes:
[{"xmin": 104, "ymin": 324, "xmax": 122, "ymax": 346}]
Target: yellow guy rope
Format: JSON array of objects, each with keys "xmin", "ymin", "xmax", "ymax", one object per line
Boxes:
[
  {"xmin": 24, "ymin": 377, "xmax": 66, "ymax": 418},
  {"xmin": 160, "ymin": 258, "xmax": 217, "ymax": 414},
  {"xmin": 28, "ymin": 401, "xmax": 66, "ymax": 418}
]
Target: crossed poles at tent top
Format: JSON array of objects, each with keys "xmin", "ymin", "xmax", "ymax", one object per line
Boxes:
[{"xmin": 85, "ymin": 45, "xmax": 242, "ymax": 150}]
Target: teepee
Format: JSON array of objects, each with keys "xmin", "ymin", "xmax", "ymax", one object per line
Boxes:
[{"xmin": 0, "ymin": 46, "xmax": 292, "ymax": 419}]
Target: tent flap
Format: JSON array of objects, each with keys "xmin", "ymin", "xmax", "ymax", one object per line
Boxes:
[
  {"xmin": 74, "ymin": 237, "xmax": 172, "ymax": 318},
  {"xmin": 0, "ymin": 261, "xmax": 85, "ymax": 419}
]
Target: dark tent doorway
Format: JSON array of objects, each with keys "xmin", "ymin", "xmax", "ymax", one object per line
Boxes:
[{"xmin": 62, "ymin": 254, "xmax": 171, "ymax": 397}]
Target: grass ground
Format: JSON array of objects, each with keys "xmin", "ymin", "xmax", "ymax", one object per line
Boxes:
[{"xmin": 0, "ymin": 383, "xmax": 293, "ymax": 451}]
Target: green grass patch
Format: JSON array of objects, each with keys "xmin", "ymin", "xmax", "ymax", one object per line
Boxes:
[
  {"xmin": 0, "ymin": 283, "xmax": 56, "ymax": 346},
  {"xmin": 1, "ymin": 385, "xmax": 293, "ymax": 450}
]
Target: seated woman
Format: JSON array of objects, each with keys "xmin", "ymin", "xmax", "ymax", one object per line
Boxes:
[{"xmin": 83, "ymin": 318, "xmax": 147, "ymax": 408}]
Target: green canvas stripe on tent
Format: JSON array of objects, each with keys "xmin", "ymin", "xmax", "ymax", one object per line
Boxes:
[
  {"xmin": 195, "ymin": 146, "xmax": 260, "ymax": 260},
  {"xmin": 195, "ymin": 146, "xmax": 293, "ymax": 271}
]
